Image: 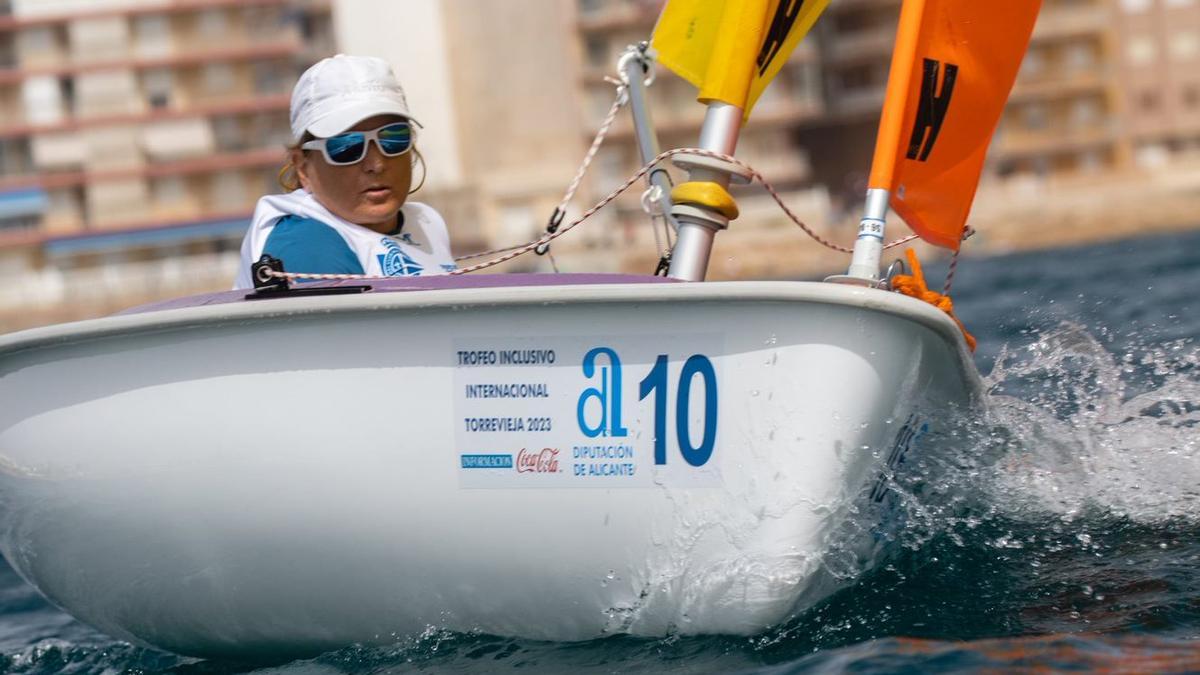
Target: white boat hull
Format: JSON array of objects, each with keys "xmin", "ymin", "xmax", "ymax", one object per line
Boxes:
[{"xmin": 0, "ymin": 280, "xmax": 980, "ymax": 657}]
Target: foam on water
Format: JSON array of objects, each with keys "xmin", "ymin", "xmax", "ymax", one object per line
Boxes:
[
  {"xmin": 983, "ymin": 325, "xmax": 1200, "ymax": 522},
  {"xmin": 856, "ymin": 323, "xmax": 1200, "ymax": 559},
  {"xmin": 732, "ymin": 320, "xmax": 1200, "ymax": 658}
]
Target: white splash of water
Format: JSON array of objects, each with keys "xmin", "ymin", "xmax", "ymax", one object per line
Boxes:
[{"xmin": 980, "ymin": 325, "xmax": 1200, "ymax": 522}]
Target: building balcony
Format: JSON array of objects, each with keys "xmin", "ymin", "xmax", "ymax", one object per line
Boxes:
[
  {"xmin": 744, "ymin": 98, "xmax": 826, "ymax": 129},
  {"xmin": 1031, "ymin": 4, "xmax": 1110, "ymax": 43},
  {"xmin": 827, "ymin": 0, "xmax": 901, "ymax": 13},
  {"xmin": 576, "ymin": 1, "xmax": 660, "ymax": 34},
  {"xmin": 598, "ymin": 98, "xmax": 824, "ymax": 143},
  {"xmin": 0, "ymin": 207, "xmax": 255, "ymax": 253},
  {"xmin": 0, "ymin": 186, "xmax": 46, "ymax": 235},
  {"xmin": 1009, "ymin": 70, "xmax": 1114, "ymax": 103},
  {"xmin": 0, "ymin": 39, "xmax": 301, "ymax": 86},
  {"xmin": 826, "ymin": 25, "xmax": 895, "ymax": 64},
  {"xmin": 733, "ymin": 153, "xmax": 811, "ymax": 186},
  {"xmin": 0, "ymin": 0, "xmax": 295, "ymax": 32},
  {"xmin": 0, "ymin": 146, "xmax": 282, "ymax": 192},
  {"xmin": 991, "ymin": 123, "xmax": 1118, "ymax": 159},
  {"xmin": 830, "ymin": 85, "xmax": 887, "ymax": 118},
  {"xmin": 580, "ymin": 39, "xmax": 820, "ymax": 88},
  {"xmin": 0, "ymin": 92, "xmax": 289, "ymax": 140},
  {"xmin": 0, "ymin": 226, "xmax": 40, "ymax": 248}
]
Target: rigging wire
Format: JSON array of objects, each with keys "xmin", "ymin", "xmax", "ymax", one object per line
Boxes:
[
  {"xmin": 535, "ymin": 77, "xmax": 629, "ymax": 269},
  {"xmin": 941, "ymin": 226, "xmax": 975, "ymax": 294}
]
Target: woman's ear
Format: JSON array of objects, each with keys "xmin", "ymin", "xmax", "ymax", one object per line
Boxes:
[{"xmin": 290, "ymin": 148, "xmax": 312, "ymax": 191}]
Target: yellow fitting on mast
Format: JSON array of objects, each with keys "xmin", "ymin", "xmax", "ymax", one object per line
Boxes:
[{"xmin": 670, "ymin": 181, "xmax": 739, "ymax": 220}]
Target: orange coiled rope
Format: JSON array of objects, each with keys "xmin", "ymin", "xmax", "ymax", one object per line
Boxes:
[{"xmin": 891, "ymin": 249, "xmax": 977, "ymax": 352}]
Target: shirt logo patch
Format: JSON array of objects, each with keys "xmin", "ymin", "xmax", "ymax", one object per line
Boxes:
[{"xmin": 377, "ymin": 238, "xmax": 424, "ymax": 276}]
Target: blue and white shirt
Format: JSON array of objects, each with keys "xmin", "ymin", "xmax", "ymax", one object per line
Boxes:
[{"xmin": 234, "ymin": 189, "xmax": 455, "ymax": 289}]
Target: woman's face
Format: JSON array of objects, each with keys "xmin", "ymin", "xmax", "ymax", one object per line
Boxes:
[{"xmin": 293, "ymin": 114, "xmax": 414, "ymax": 234}]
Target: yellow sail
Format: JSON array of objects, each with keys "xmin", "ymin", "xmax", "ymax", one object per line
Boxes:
[{"xmin": 651, "ymin": 0, "xmax": 830, "ymax": 116}]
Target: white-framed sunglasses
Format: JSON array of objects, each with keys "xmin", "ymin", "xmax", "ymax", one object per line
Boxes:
[{"xmin": 301, "ymin": 121, "xmax": 415, "ymax": 166}]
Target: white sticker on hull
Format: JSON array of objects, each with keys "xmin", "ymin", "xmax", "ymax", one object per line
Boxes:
[{"xmin": 454, "ymin": 336, "xmax": 723, "ymax": 489}]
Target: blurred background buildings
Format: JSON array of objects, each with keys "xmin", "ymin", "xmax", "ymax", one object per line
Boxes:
[{"xmin": 2, "ymin": 0, "xmax": 1199, "ymax": 331}]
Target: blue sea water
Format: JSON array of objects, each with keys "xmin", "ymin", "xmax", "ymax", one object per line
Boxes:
[{"xmin": 2, "ymin": 230, "xmax": 1199, "ymax": 673}]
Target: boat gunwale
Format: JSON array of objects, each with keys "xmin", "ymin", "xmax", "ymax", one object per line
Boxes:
[{"xmin": 0, "ymin": 280, "xmax": 981, "ymax": 395}]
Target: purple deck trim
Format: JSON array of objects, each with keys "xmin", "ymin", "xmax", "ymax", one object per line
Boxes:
[{"xmin": 118, "ymin": 273, "xmax": 679, "ymax": 315}]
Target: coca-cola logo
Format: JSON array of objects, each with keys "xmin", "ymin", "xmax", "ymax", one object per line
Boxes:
[{"xmin": 516, "ymin": 448, "xmax": 560, "ymax": 474}]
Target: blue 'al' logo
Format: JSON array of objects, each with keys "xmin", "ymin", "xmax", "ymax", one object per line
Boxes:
[
  {"xmin": 377, "ymin": 238, "xmax": 424, "ymax": 276},
  {"xmin": 577, "ymin": 347, "xmax": 628, "ymax": 438}
]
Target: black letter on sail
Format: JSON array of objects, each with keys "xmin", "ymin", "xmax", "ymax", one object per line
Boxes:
[
  {"xmin": 757, "ymin": 0, "xmax": 805, "ymax": 75},
  {"xmin": 905, "ymin": 58, "xmax": 958, "ymax": 162}
]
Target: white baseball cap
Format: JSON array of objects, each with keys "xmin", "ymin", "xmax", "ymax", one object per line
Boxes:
[{"xmin": 289, "ymin": 54, "xmax": 419, "ymax": 142}]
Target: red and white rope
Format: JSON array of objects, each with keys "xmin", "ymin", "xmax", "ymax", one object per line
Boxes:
[{"xmin": 557, "ymin": 79, "xmax": 627, "ymax": 218}]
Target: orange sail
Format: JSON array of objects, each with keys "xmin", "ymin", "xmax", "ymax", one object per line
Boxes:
[{"xmin": 867, "ymin": 0, "xmax": 1042, "ymax": 249}]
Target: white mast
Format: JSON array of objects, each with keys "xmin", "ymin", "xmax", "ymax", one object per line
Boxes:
[
  {"xmin": 835, "ymin": 188, "xmax": 890, "ymax": 285},
  {"xmin": 666, "ymin": 103, "xmax": 743, "ymax": 281}
]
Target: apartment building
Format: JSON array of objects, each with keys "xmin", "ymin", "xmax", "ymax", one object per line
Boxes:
[
  {"xmin": 0, "ymin": 0, "xmax": 333, "ymax": 264},
  {"xmin": 1112, "ymin": 0, "xmax": 1200, "ymax": 167},
  {"xmin": 992, "ymin": 0, "xmax": 1126, "ymax": 178}
]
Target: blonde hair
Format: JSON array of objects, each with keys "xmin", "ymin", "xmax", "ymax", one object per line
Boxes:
[
  {"xmin": 409, "ymin": 148, "xmax": 426, "ymax": 194},
  {"xmin": 278, "ymin": 159, "xmax": 301, "ymax": 192},
  {"xmin": 277, "ymin": 136, "xmax": 306, "ymax": 192}
]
